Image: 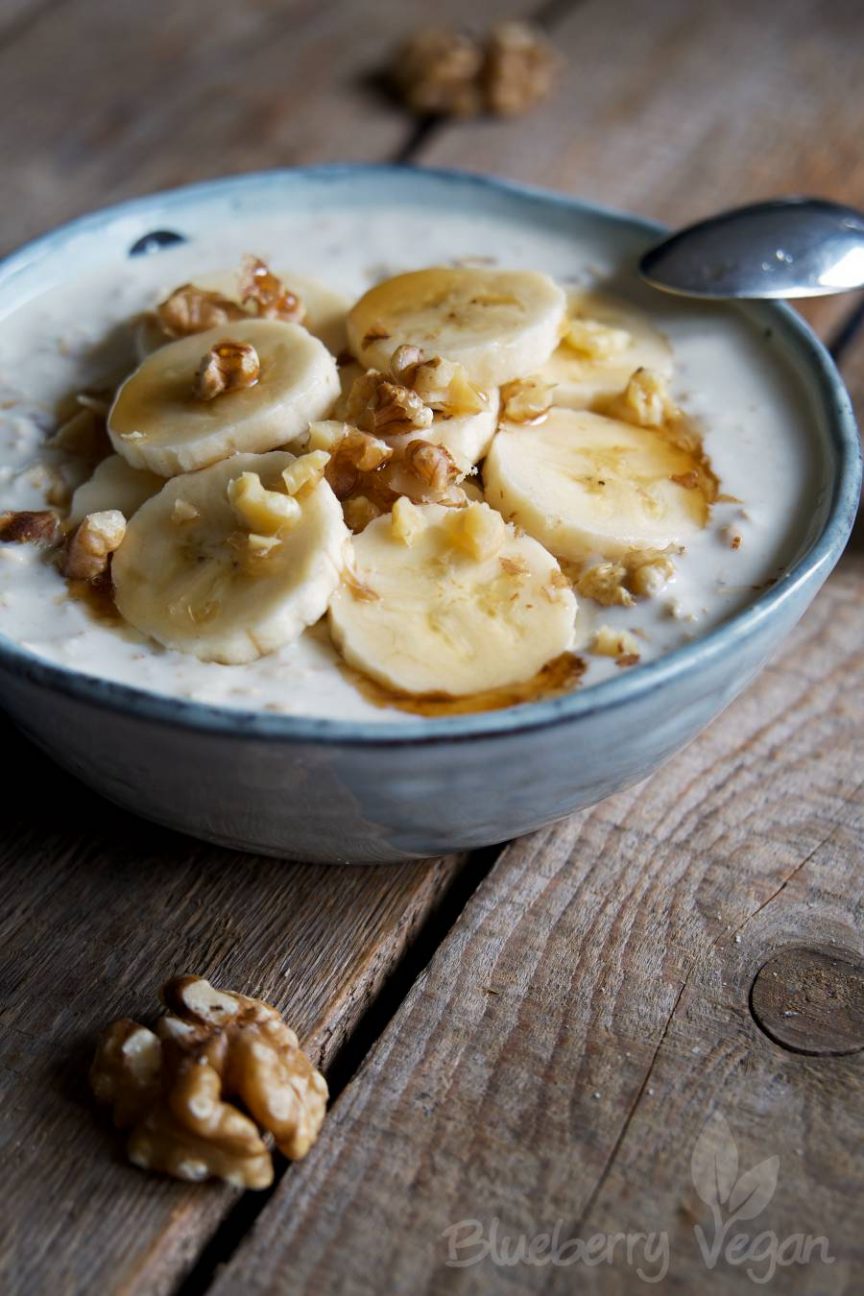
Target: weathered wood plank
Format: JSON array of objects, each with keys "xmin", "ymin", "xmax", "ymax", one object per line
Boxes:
[
  {"xmin": 0, "ymin": 0, "xmax": 63, "ymax": 44},
  {"xmin": 206, "ymin": 555, "xmax": 864, "ymax": 1296},
  {"xmin": 0, "ymin": 731, "xmax": 472, "ymax": 1295},
  {"xmin": 0, "ymin": 0, "xmax": 527, "ymax": 254},
  {"xmin": 421, "ymin": 0, "xmax": 864, "ymax": 339},
  {"xmin": 205, "ymin": 315, "xmax": 864, "ymax": 1296}
]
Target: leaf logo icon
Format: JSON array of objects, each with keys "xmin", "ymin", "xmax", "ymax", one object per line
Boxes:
[
  {"xmin": 691, "ymin": 1112, "xmax": 738, "ymax": 1208},
  {"xmin": 691, "ymin": 1111, "xmax": 833, "ymax": 1277},
  {"xmin": 727, "ymin": 1157, "xmax": 779, "ymax": 1221}
]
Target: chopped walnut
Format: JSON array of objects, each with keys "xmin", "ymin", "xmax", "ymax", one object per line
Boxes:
[
  {"xmin": 307, "ymin": 419, "xmax": 351, "ymax": 453},
  {"xmin": 226, "ymin": 527, "xmax": 284, "ymax": 576},
  {"xmin": 542, "ymin": 569, "xmax": 572, "ymax": 602},
  {"xmin": 172, "ymin": 498, "xmax": 200, "ymax": 525},
  {"xmin": 64, "ymin": 509, "xmax": 126, "ymax": 581},
  {"xmin": 0, "ymin": 509, "xmax": 61, "ymax": 547},
  {"xmin": 156, "ymin": 284, "xmax": 247, "ymax": 338},
  {"xmin": 324, "ymin": 421, "xmax": 461, "ymax": 531},
  {"xmin": 228, "ymin": 472, "xmax": 300, "ymax": 535},
  {"xmin": 387, "ymin": 439, "xmax": 461, "ymax": 502},
  {"xmin": 91, "ymin": 975, "xmax": 328, "ymax": 1189},
  {"xmin": 390, "ymin": 495, "xmax": 426, "ymax": 546},
  {"xmin": 343, "ymin": 495, "xmax": 383, "ymax": 533},
  {"xmin": 572, "ymin": 553, "xmax": 676, "ymax": 604},
  {"xmin": 445, "ymin": 502, "xmax": 505, "ymax": 561},
  {"xmin": 343, "ymin": 369, "xmax": 433, "ymax": 436},
  {"xmin": 592, "ymin": 625, "xmax": 640, "ymax": 658},
  {"xmin": 392, "ymin": 350, "xmax": 485, "ymax": 418},
  {"xmin": 500, "ymin": 376, "xmax": 554, "ymax": 423},
  {"xmin": 240, "ymin": 257, "xmax": 304, "ymax": 323},
  {"xmin": 376, "ymin": 381, "xmax": 434, "ymax": 435},
  {"xmin": 604, "ymin": 367, "xmax": 679, "ymax": 429},
  {"xmin": 325, "ymin": 429, "xmax": 393, "ymax": 502},
  {"xmin": 483, "ymin": 21, "xmax": 559, "ymax": 117},
  {"xmin": 194, "ymin": 340, "xmax": 261, "ymax": 401},
  {"xmin": 500, "ymin": 554, "xmax": 529, "ymax": 577},
  {"xmin": 282, "ymin": 450, "xmax": 330, "ymax": 498},
  {"xmin": 244, "ymin": 533, "xmax": 281, "ymax": 559},
  {"xmin": 575, "ymin": 561, "xmax": 634, "ymax": 608},
  {"xmin": 563, "ymin": 317, "xmax": 631, "ymax": 360},
  {"xmin": 628, "ymin": 555, "xmax": 675, "ymax": 597},
  {"xmin": 391, "ymin": 27, "xmax": 484, "ymax": 117},
  {"xmin": 389, "ymin": 344, "xmax": 424, "ymax": 379}
]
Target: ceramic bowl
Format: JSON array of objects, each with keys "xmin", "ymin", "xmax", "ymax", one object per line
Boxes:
[{"xmin": 0, "ymin": 166, "xmax": 859, "ymax": 862}]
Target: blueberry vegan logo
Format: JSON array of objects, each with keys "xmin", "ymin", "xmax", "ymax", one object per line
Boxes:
[{"xmin": 690, "ymin": 1112, "xmax": 835, "ymax": 1283}]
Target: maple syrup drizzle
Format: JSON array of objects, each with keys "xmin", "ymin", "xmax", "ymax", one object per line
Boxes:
[{"xmin": 346, "ymin": 651, "xmax": 586, "ymax": 717}]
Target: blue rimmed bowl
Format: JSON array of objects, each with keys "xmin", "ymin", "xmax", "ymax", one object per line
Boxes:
[{"xmin": 0, "ymin": 166, "xmax": 859, "ymax": 862}]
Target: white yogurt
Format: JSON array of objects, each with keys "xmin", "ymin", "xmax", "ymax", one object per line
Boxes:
[{"xmin": 0, "ymin": 205, "xmax": 822, "ymax": 721}]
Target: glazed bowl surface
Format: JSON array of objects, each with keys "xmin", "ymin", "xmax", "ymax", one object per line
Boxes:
[{"xmin": 0, "ymin": 165, "xmax": 859, "ymax": 862}]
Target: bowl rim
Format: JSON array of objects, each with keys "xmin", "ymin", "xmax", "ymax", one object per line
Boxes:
[{"xmin": 0, "ymin": 163, "xmax": 859, "ymax": 747}]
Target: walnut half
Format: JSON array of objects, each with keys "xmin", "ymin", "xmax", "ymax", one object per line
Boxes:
[
  {"xmin": 194, "ymin": 340, "xmax": 261, "ymax": 401},
  {"xmin": 391, "ymin": 21, "xmax": 558, "ymax": 119},
  {"xmin": 90, "ymin": 975, "xmax": 328, "ymax": 1189},
  {"xmin": 156, "ymin": 284, "xmax": 248, "ymax": 338}
]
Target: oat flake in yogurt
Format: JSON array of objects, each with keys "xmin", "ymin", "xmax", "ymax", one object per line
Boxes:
[{"xmin": 0, "ymin": 204, "xmax": 819, "ymax": 721}]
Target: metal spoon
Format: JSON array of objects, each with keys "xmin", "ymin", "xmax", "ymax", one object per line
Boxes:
[{"xmin": 639, "ymin": 198, "xmax": 864, "ymax": 300}]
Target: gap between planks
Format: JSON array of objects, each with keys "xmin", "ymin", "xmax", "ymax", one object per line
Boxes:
[
  {"xmin": 0, "ymin": 0, "xmax": 70, "ymax": 50},
  {"xmin": 170, "ymin": 843, "xmax": 502, "ymax": 1296},
  {"xmin": 829, "ymin": 294, "xmax": 864, "ymax": 360}
]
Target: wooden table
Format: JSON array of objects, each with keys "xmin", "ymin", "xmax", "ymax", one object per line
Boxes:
[{"xmin": 2, "ymin": 2, "xmax": 863, "ymax": 1292}]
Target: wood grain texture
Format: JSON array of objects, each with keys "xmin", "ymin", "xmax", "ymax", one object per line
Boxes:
[
  {"xmin": 422, "ymin": 0, "xmax": 864, "ymax": 338},
  {"xmin": 0, "ymin": 0, "xmax": 526, "ymax": 254},
  {"xmin": 0, "ymin": 0, "xmax": 65, "ymax": 44},
  {"xmin": 0, "ymin": 733, "xmax": 468, "ymax": 1295},
  {"xmin": 207, "ymin": 555, "xmax": 864, "ymax": 1296}
]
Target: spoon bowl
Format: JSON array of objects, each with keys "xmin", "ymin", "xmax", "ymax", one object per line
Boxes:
[{"xmin": 640, "ymin": 197, "xmax": 864, "ymax": 299}]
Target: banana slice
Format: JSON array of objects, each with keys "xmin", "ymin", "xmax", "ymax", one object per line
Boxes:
[
  {"xmin": 112, "ymin": 451, "xmax": 349, "ymax": 663},
  {"xmin": 484, "ymin": 407, "xmax": 712, "ymax": 560},
  {"xmin": 137, "ymin": 270, "xmax": 350, "ymax": 359},
  {"xmin": 329, "ymin": 501, "xmax": 576, "ymax": 696},
  {"xmin": 347, "ymin": 268, "xmax": 566, "ymax": 388},
  {"xmin": 539, "ymin": 291, "xmax": 673, "ymax": 409},
  {"xmin": 109, "ymin": 320, "xmax": 340, "ymax": 477},
  {"xmin": 68, "ymin": 454, "xmax": 163, "ymax": 525}
]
